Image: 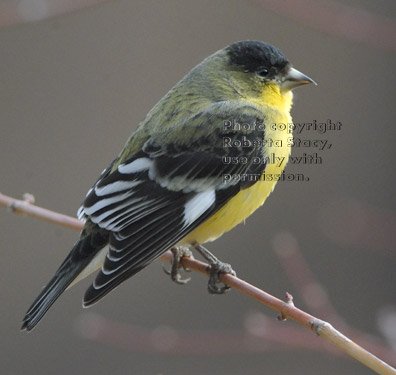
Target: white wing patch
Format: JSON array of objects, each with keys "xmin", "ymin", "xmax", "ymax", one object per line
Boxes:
[
  {"xmin": 89, "ymin": 197, "xmax": 140, "ymax": 225},
  {"xmin": 95, "ymin": 180, "xmax": 141, "ymax": 196},
  {"xmin": 183, "ymin": 190, "xmax": 215, "ymax": 227},
  {"xmin": 118, "ymin": 157, "xmax": 152, "ymax": 174},
  {"xmin": 83, "ymin": 191, "xmax": 134, "ymax": 216}
]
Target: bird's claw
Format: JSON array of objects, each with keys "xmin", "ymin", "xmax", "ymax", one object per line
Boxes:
[
  {"xmin": 193, "ymin": 244, "xmax": 236, "ymax": 294},
  {"xmin": 207, "ymin": 261, "xmax": 236, "ymax": 294},
  {"xmin": 163, "ymin": 247, "xmax": 193, "ymax": 285}
]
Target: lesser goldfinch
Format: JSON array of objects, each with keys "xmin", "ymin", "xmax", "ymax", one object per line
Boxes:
[{"xmin": 22, "ymin": 40, "xmax": 315, "ymax": 331}]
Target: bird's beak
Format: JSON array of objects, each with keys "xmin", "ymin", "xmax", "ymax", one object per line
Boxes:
[{"xmin": 280, "ymin": 67, "xmax": 317, "ymax": 92}]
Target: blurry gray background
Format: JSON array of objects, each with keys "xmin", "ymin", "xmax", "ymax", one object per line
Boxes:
[{"xmin": 1, "ymin": 0, "xmax": 395, "ymax": 374}]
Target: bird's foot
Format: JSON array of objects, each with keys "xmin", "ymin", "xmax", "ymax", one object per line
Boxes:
[
  {"xmin": 194, "ymin": 244, "xmax": 236, "ymax": 294},
  {"xmin": 163, "ymin": 246, "xmax": 193, "ymax": 285}
]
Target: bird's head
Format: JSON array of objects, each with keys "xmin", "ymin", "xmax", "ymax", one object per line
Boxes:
[{"xmin": 199, "ymin": 40, "xmax": 316, "ymax": 106}]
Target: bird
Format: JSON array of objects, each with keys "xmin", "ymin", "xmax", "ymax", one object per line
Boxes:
[{"xmin": 21, "ymin": 40, "xmax": 315, "ymax": 331}]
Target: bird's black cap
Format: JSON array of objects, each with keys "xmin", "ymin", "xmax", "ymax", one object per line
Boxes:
[{"xmin": 226, "ymin": 40, "xmax": 289, "ymax": 73}]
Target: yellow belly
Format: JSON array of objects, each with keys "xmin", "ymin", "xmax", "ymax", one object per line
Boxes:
[{"xmin": 182, "ymin": 91, "xmax": 293, "ymax": 245}]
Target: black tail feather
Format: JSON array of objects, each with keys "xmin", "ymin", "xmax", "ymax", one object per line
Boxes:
[
  {"xmin": 21, "ymin": 227, "xmax": 109, "ymax": 331},
  {"xmin": 21, "ymin": 265, "xmax": 79, "ymax": 331}
]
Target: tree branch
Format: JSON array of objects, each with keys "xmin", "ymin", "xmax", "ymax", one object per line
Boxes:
[{"xmin": 1, "ymin": 191, "xmax": 395, "ymax": 374}]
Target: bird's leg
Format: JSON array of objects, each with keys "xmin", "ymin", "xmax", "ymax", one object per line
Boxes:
[
  {"xmin": 163, "ymin": 246, "xmax": 193, "ymax": 285},
  {"xmin": 194, "ymin": 244, "xmax": 236, "ymax": 294}
]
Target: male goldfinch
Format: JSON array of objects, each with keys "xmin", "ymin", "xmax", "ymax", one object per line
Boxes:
[{"xmin": 22, "ymin": 40, "xmax": 315, "ymax": 331}]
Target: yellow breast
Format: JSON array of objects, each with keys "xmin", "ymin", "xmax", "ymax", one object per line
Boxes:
[{"xmin": 181, "ymin": 86, "xmax": 293, "ymax": 245}]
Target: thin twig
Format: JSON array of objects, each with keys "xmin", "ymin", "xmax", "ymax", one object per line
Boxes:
[
  {"xmin": 1, "ymin": 191, "xmax": 395, "ymax": 374},
  {"xmin": 0, "ymin": 192, "xmax": 82, "ymax": 230},
  {"xmin": 273, "ymin": 231, "xmax": 346, "ymax": 322},
  {"xmin": 272, "ymin": 231, "xmax": 396, "ymax": 365},
  {"xmin": 74, "ymin": 311, "xmax": 342, "ymax": 355}
]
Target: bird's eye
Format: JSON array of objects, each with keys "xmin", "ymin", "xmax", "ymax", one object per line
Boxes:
[{"xmin": 257, "ymin": 68, "xmax": 269, "ymax": 77}]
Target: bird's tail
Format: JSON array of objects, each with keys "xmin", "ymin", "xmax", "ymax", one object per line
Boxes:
[
  {"xmin": 21, "ymin": 265, "xmax": 78, "ymax": 331},
  {"xmin": 21, "ymin": 227, "xmax": 109, "ymax": 331},
  {"xmin": 21, "ymin": 244, "xmax": 89, "ymax": 332}
]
